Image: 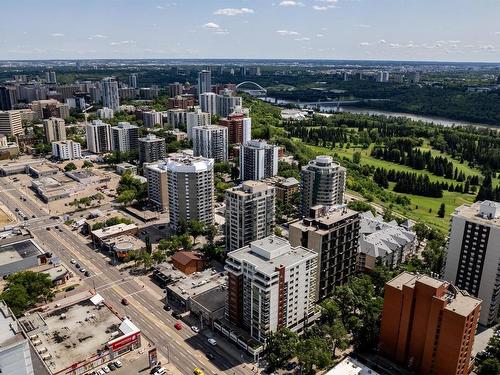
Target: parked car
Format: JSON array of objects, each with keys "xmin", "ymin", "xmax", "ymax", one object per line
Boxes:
[
  {"xmin": 85, "ymin": 271, "xmax": 91, "ymax": 277},
  {"xmin": 205, "ymin": 353, "xmax": 214, "ymax": 360},
  {"xmin": 108, "ymin": 363, "xmax": 116, "ymax": 371},
  {"xmin": 121, "ymin": 298, "xmax": 129, "ymax": 306},
  {"xmin": 172, "ymin": 311, "xmax": 180, "ymax": 319},
  {"xmin": 80, "ymin": 268, "xmax": 86, "ymax": 273},
  {"xmin": 70, "ymin": 259, "xmax": 76, "ymax": 264},
  {"xmin": 163, "ymin": 305, "xmax": 171, "ymax": 311},
  {"xmin": 174, "ymin": 322, "xmax": 182, "ymax": 330},
  {"xmin": 113, "ymin": 360, "xmax": 122, "ymax": 368},
  {"xmin": 102, "ymin": 365, "xmax": 110, "ymax": 373},
  {"xmin": 191, "ymin": 326, "xmax": 200, "ymax": 333},
  {"xmin": 207, "ymin": 338, "xmax": 217, "ymax": 346},
  {"xmin": 153, "ymin": 367, "xmax": 166, "ymax": 375}
]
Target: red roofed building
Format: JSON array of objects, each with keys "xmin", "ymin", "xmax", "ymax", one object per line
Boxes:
[{"xmin": 171, "ymin": 251, "xmax": 206, "ymax": 275}]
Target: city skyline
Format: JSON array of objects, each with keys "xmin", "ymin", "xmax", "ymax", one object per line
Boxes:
[{"xmin": 0, "ymin": 0, "xmax": 499, "ymax": 62}]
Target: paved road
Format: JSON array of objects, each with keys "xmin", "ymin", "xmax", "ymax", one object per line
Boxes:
[{"xmin": 32, "ymin": 225, "xmax": 252, "ymax": 375}]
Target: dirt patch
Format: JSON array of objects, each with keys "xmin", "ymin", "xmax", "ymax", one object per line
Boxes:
[{"xmin": 0, "ymin": 206, "xmax": 14, "ymax": 226}]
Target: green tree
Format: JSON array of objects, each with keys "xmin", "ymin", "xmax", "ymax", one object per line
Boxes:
[
  {"xmin": 438, "ymin": 203, "xmax": 446, "ymax": 218},
  {"xmin": 266, "ymin": 329, "xmax": 299, "ymax": 371},
  {"xmin": 296, "ymin": 337, "xmax": 332, "ymax": 374},
  {"xmin": 64, "ymin": 162, "xmax": 77, "ymax": 172},
  {"xmin": 188, "ymin": 220, "xmax": 205, "ymax": 245},
  {"xmin": 352, "ymin": 151, "xmax": 362, "ymax": 164},
  {"xmin": 82, "ymin": 160, "xmax": 94, "ymax": 168},
  {"xmin": 204, "ymin": 224, "xmax": 218, "ymax": 245},
  {"xmin": 0, "ymin": 271, "xmax": 54, "ymax": 316},
  {"xmin": 478, "ymin": 359, "xmax": 500, "ymax": 375},
  {"xmin": 152, "ymin": 250, "xmax": 167, "ymax": 264}
]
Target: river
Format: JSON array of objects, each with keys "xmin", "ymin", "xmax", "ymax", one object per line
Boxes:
[{"xmin": 263, "ymin": 97, "xmax": 498, "ymax": 129}]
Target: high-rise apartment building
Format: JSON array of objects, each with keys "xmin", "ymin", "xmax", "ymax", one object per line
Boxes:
[
  {"xmin": 101, "ymin": 77, "xmax": 120, "ymax": 111},
  {"xmin": 46, "ymin": 70, "xmax": 57, "ymax": 84},
  {"xmin": 0, "ymin": 110, "xmax": 23, "ymax": 136},
  {"xmin": 225, "ymin": 236, "xmax": 318, "ymax": 343},
  {"xmin": 31, "ymin": 99, "xmax": 70, "ymax": 120},
  {"xmin": 166, "ymin": 155, "xmax": 215, "ymax": 230},
  {"xmin": 444, "ymin": 200, "xmax": 500, "ymax": 326},
  {"xmin": 165, "ymin": 109, "xmax": 187, "ymax": 129},
  {"xmin": 51, "ymin": 140, "xmax": 82, "ymax": 160},
  {"xmin": 97, "ymin": 107, "xmax": 114, "ymax": 119},
  {"xmin": 199, "ymin": 92, "xmax": 218, "ymax": 115},
  {"xmin": 138, "ymin": 134, "xmax": 166, "ymax": 164},
  {"xmin": 43, "ymin": 117, "xmax": 66, "ymax": 143},
  {"xmin": 0, "ymin": 86, "xmax": 17, "ymax": 110},
  {"xmin": 239, "ymin": 140, "xmax": 279, "ymax": 181},
  {"xmin": 219, "ymin": 113, "xmax": 252, "ymax": 145},
  {"xmin": 142, "ymin": 110, "xmax": 163, "ymax": 128},
  {"xmin": 129, "ymin": 73, "xmax": 138, "ymax": 88},
  {"xmin": 217, "ymin": 89, "xmax": 243, "ymax": 117},
  {"xmin": 168, "ymin": 95, "xmax": 195, "ymax": 110},
  {"xmin": 379, "ymin": 272, "xmax": 481, "ymax": 375},
  {"xmin": 300, "ymin": 156, "xmax": 346, "ymax": 217},
  {"xmin": 192, "ymin": 125, "xmax": 228, "ymax": 162},
  {"xmin": 168, "ymin": 82, "xmax": 183, "ymax": 98},
  {"xmin": 289, "ymin": 205, "xmax": 360, "ymax": 300},
  {"xmin": 144, "ymin": 162, "xmax": 168, "ymax": 210},
  {"xmin": 86, "ymin": 120, "xmax": 112, "ymax": 154},
  {"xmin": 111, "ymin": 122, "xmax": 139, "ymax": 153},
  {"xmin": 197, "ymin": 70, "xmax": 212, "ymax": 98},
  {"xmin": 186, "ymin": 109, "xmax": 211, "ymax": 139},
  {"xmin": 225, "ymin": 181, "xmax": 275, "ymax": 253}
]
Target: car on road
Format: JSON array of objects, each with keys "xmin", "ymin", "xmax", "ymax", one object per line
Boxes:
[
  {"xmin": 70, "ymin": 259, "xmax": 76, "ymax": 264},
  {"xmin": 46, "ymin": 227, "xmax": 50, "ymax": 231},
  {"xmin": 121, "ymin": 298, "xmax": 129, "ymax": 306},
  {"xmin": 85, "ymin": 271, "xmax": 91, "ymax": 277},
  {"xmin": 80, "ymin": 268, "xmax": 86, "ymax": 273},
  {"xmin": 163, "ymin": 305, "xmax": 171, "ymax": 311},
  {"xmin": 207, "ymin": 338, "xmax": 217, "ymax": 346},
  {"xmin": 55, "ymin": 225, "xmax": 59, "ymax": 229},
  {"xmin": 113, "ymin": 360, "xmax": 122, "ymax": 368},
  {"xmin": 75, "ymin": 263, "xmax": 81, "ymax": 268},
  {"xmin": 15, "ymin": 208, "xmax": 19, "ymax": 212},
  {"xmin": 193, "ymin": 368, "xmax": 205, "ymax": 375},
  {"xmin": 174, "ymin": 322, "xmax": 182, "ymax": 330},
  {"xmin": 205, "ymin": 353, "xmax": 214, "ymax": 360},
  {"xmin": 153, "ymin": 367, "xmax": 166, "ymax": 375},
  {"xmin": 191, "ymin": 326, "xmax": 200, "ymax": 333},
  {"xmin": 32, "ymin": 215, "xmax": 36, "ymax": 218},
  {"xmin": 150, "ymin": 365, "xmax": 161, "ymax": 374}
]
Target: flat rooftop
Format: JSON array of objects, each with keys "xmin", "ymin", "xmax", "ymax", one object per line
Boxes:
[
  {"xmin": 191, "ymin": 286, "xmax": 227, "ymax": 313},
  {"xmin": 387, "ymin": 272, "xmax": 482, "ymax": 317},
  {"xmin": 92, "ymin": 223, "xmax": 138, "ymax": 239},
  {"xmin": 325, "ymin": 356, "xmax": 381, "ymax": 375},
  {"xmin": 0, "ymin": 300, "xmax": 24, "ymax": 347},
  {"xmin": 165, "ymin": 265, "xmax": 227, "ymax": 300},
  {"xmin": 18, "ymin": 296, "xmax": 125, "ymax": 374},
  {"xmin": 453, "ymin": 200, "xmax": 500, "ymax": 227},
  {"xmin": 227, "ymin": 236, "xmax": 317, "ymax": 275},
  {"xmin": 0, "ymin": 239, "xmax": 44, "ymax": 266}
]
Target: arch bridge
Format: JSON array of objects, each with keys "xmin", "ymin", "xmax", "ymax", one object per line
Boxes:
[{"xmin": 235, "ymin": 81, "xmax": 267, "ymax": 97}]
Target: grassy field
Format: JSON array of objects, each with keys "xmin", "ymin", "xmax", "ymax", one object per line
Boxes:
[{"xmin": 302, "ymin": 142, "xmax": 478, "ymax": 232}]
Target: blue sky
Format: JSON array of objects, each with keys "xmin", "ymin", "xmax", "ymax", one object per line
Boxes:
[{"xmin": 1, "ymin": 0, "xmax": 499, "ymax": 62}]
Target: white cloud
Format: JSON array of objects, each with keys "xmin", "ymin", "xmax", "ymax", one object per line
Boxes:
[
  {"xmin": 276, "ymin": 30, "xmax": 300, "ymax": 36},
  {"xmin": 203, "ymin": 22, "xmax": 228, "ymax": 35},
  {"xmin": 356, "ymin": 24, "xmax": 371, "ymax": 28},
  {"xmin": 295, "ymin": 37, "xmax": 311, "ymax": 41},
  {"xmin": 214, "ymin": 8, "xmax": 254, "ymax": 16},
  {"xmin": 480, "ymin": 45, "xmax": 496, "ymax": 51},
  {"xmin": 495, "ymin": 31, "xmax": 500, "ymax": 35},
  {"xmin": 359, "ymin": 42, "xmax": 371, "ymax": 46},
  {"xmin": 203, "ymin": 22, "xmax": 220, "ymax": 29},
  {"xmin": 279, "ymin": 1, "xmax": 304, "ymax": 7},
  {"xmin": 88, "ymin": 34, "xmax": 106, "ymax": 40},
  {"xmin": 50, "ymin": 33, "xmax": 64, "ymax": 37},
  {"xmin": 316, "ymin": 34, "xmax": 325, "ymax": 38},
  {"xmin": 378, "ymin": 39, "xmax": 387, "ymax": 44},
  {"xmin": 109, "ymin": 40, "xmax": 136, "ymax": 46}
]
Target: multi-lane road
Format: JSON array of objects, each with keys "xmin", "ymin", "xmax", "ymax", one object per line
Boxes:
[{"xmin": 0, "ymin": 177, "xmax": 255, "ymax": 375}]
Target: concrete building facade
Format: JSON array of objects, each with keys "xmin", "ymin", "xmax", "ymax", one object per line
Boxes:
[
  {"xmin": 225, "ymin": 181, "xmax": 276, "ymax": 253},
  {"xmin": 111, "ymin": 122, "xmax": 139, "ymax": 153},
  {"xmin": 289, "ymin": 205, "xmax": 360, "ymax": 300},
  {"xmin": 166, "ymin": 155, "xmax": 215, "ymax": 230},
  {"xmin": 219, "ymin": 113, "xmax": 251, "ymax": 145},
  {"xmin": 239, "ymin": 140, "xmax": 279, "ymax": 181},
  {"xmin": 86, "ymin": 120, "xmax": 112, "ymax": 154},
  {"xmin": 51, "ymin": 140, "xmax": 82, "ymax": 160},
  {"xmin": 444, "ymin": 200, "xmax": 500, "ymax": 326},
  {"xmin": 225, "ymin": 236, "xmax": 318, "ymax": 343},
  {"xmin": 300, "ymin": 156, "xmax": 346, "ymax": 217},
  {"xmin": 43, "ymin": 117, "xmax": 66, "ymax": 143},
  {"xmin": 144, "ymin": 162, "xmax": 169, "ymax": 210},
  {"xmin": 101, "ymin": 77, "xmax": 120, "ymax": 111},
  {"xmin": 138, "ymin": 134, "xmax": 166, "ymax": 164},
  {"xmin": 0, "ymin": 110, "xmax": 23, "ymax": 136},
  {"xmin": 192, "ymin": 125, "xmax": 228, "ymax": 163}
]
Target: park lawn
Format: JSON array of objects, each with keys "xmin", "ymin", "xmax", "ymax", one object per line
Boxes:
[
  {"xmin": 385, "ymin": 183, "xmax": 475, "ymax": 233},
  {"xmin": 304, "ymin": 143, "xmax": 471, "ymax": 186}
]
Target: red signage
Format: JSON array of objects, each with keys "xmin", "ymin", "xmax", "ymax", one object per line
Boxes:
[{"xmin": 109, "ymin": 332, "xmax": 141, "ymax": 351}]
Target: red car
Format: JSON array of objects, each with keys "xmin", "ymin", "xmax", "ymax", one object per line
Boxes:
[
  {"xmin": 121, "ymin": 298, "xmax": 129, "ymax": 306},
  {"xmin": 174, "ymin": 322, "xmax": 182, "ymax": 330}
]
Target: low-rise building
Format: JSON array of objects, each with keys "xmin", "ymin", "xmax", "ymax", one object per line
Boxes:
[
  {"xmin": 325, "ymin": 356, "xmax": 380, "ymax": 375},
  {"xmin": 101, "ymin": 234, "xmax": 145, "ymax": 260},
  {"xmin": 0, "ymin": 159, "xmax": 46, "ymax": 176},
  {"xmin": 28, "ymin": 163, "xmax": 59, "ymax": 178},
  {"xmin": 0, "ymin": 238, "xmax": 48, "ymax": 277},
  {"xmin": 357, "ymin": 211, "xmax": 418, "ymax": 272},
  {"xmin": 18, "ymin": 293, "xmax": 141, "ymax": 375},
  {"xmin": 171, "ymin": 251, "xmax": 206, "ymax": 275},
  {"xmin": 115, "ymin": 162, "xmax": 137, "ymax": 175},
  {"xmin": 91, "ymin": 223, "xmax": 139, "ymax": 248}
]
